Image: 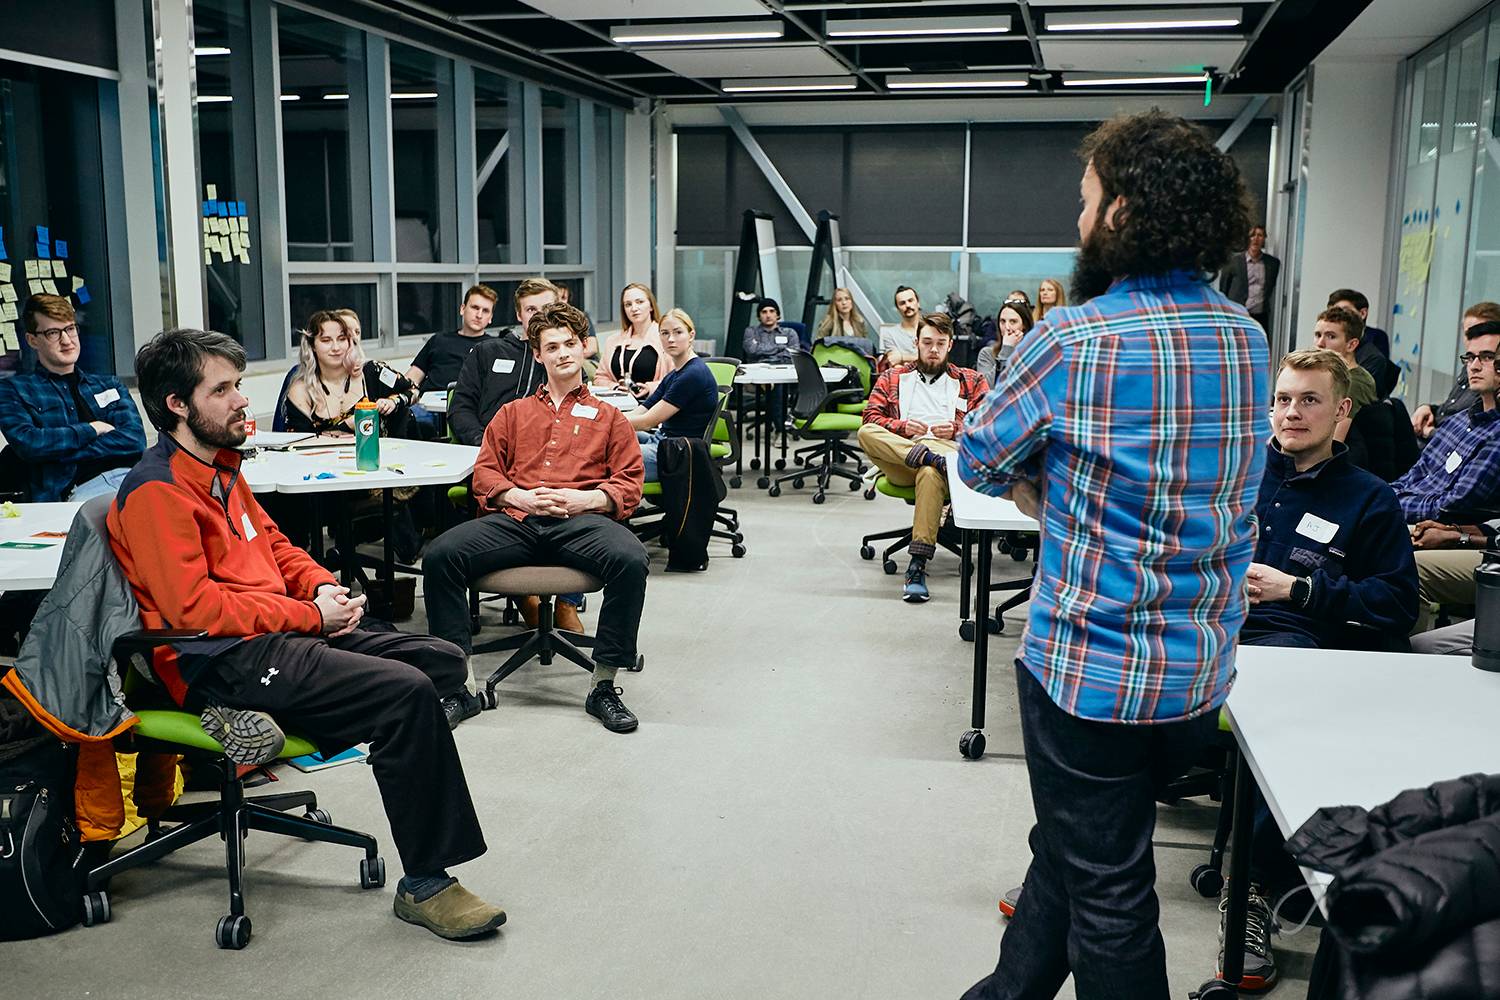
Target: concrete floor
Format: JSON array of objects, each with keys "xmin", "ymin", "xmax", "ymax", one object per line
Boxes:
[{"xmin": 6, "ymin": 485, "xmax": 1320, "ymax": 999}]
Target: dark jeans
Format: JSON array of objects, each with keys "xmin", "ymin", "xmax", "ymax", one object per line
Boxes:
[
  {"xmin": 963, "ymin": 662, "xmax": 1218, "ymax": 1000},
  {"xmin": 424, "ymin": 512, "xmax": 649, "ymax": 668},
  {"xmin": 1238, "ymin": 622, "xmax": 1319, "ymax": 648},
  {"xmin": 187, "ymin": 627, "xmax": 486, "ymax": 876}
]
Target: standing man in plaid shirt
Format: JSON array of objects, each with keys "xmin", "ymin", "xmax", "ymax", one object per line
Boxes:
[
  {"xmin": 957, "ymin": 112, "xmax": 1270, "ymax": 1000},
  {"xmin": 857, "ymin": 312, "xmax": 988, "ymax": 602}
]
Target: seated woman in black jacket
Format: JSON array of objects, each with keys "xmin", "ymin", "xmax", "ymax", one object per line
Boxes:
[{"xmin": 283, "ymin": 309, "xmax": 414, "ymax": 439}]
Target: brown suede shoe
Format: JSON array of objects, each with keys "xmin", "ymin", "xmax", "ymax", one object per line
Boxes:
[
  {"xmin": 518, "ymin": 595, "xmax": 541, "ymax": 628},
  {"xmin": 554, "ymin": 599, "xmax": 583, "ymax": 634},
  {"xmin": 393, "ymin": 881, "xmax": 506, "ymax": 940}
]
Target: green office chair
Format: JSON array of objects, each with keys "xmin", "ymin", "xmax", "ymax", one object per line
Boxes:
[
  {"xmin": 812, "ymin": 342, "xmax": 873, "ymax": 416},
  {"xmin": 858, "ymin": 473, "xmax": 964, "ymax": 574},
  {"xmin": 768, "ymin": 351, "xmax": 865, "ymax": 503}
]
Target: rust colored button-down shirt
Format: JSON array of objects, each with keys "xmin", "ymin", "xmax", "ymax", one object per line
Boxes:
[{"xmin": 473, "ymin": 382, "xmax": 643, "ymax": 521}]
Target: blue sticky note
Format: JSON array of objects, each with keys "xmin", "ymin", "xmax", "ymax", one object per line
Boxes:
[
  {"xmin": 216, "ymin": 200, "xmax": 228, "ymax": 217},
  {"xmin": 235, "ymin": 201, "xmax": 246, "ymax": 217},
  {"xmin": 203, "ymin": 200, "xmax": 212, "ymax": 216},
  {"xmin": 0, "ymin": 227, "xmax": 6, "ymax": 262},
  {"xmin": 75, "ymin": 285, "xmax": 90, "ymax": 305},
  {"xmin": 54, "ymin": 240, "xmax": 67, "ymax": 259},
  {"xmin": 36, "ymin": 242, "xmax": 49, "ymax": 259},
  {"xmin": 35, "ymin": 226, "xmax": 48, "ymax": 244}
]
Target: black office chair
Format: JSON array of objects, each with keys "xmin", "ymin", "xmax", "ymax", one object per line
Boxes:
[{"xmin": 768, "ymin": 351, "xmax": 865, "ymax": 503}]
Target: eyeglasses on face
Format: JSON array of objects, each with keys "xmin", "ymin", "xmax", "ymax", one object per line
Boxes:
[
  {"xmin": 34, "ymin": 324, "xmax": 79, "ymax": 342},
  {"xmin": 1459, "ymin": 351, "xmax": 1498, "ymax": 366}
]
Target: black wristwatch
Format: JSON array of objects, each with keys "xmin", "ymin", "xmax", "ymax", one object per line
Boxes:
[{"xmin": 1290, "ymin": 576, "xmax": 1313, "ymax": 609}]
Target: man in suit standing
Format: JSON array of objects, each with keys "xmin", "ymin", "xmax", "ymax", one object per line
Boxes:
[{"xmin": 1220, "ymin": 224, "xmax": 1280, "ymax": 335}]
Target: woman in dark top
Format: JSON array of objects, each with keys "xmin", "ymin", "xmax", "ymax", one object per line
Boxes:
[
  {"xmin": 594, "ymin": 282, "xmax": 669, "ymax": 399},
  {"xmin": 284, "ymin": 310, "xmax": 413, "ymax": 438}
]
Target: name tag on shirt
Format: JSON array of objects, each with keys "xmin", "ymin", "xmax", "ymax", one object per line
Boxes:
[
  {"xmin": 240, "ymin": 512, "xmax": 258, "ymax": 541},
  {"xmin": 1445, "ymin": 450, "xmax": 1463, "ymax": 473},
  {"xmin": 774, "ymin": 335, "xmax": 788, "ymax": 345},
  {"xmin": 571, "ymin": 403, "xmax": 599, "ymax": 419},
  {"xmin": 954, "ymin": 397, "xmax": 968, "ymax": 412},
  {"xmin": 94, "ymin": 388, "xmax": 120, "ymax": 407},
  {"xmin": 1295, "ymin": 512, "xmax": 1339, "ymax": 544},
  {"xmin": 492, "ymin": 358, "xmax": 516, "ymax": 374},
  {"xmin": 378, "ymin": 367, "xmax": 398, "ymax": 387}
]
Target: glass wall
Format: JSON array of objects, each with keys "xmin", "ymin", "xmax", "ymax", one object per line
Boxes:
[
  {"xmin": 390, "ymin": 42, "xmax": 456, "ymax": 264},
  {"xmin": 542, "ymin": 89, "xmax": 580, "ymax": 265},
  {"xmin": 398, "ymin": 280, "xmax": 462, "ymax": 338},
  {"xmin": 288, "ymin": 282, "xmax": 377, "ymax": 341},
  {"xmin": 475, "ymin": 69, "xmax": 519, "ymax": 265}
]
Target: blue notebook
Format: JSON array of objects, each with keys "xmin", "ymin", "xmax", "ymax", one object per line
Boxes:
[{"xmin": 288, "ymin": 746, "xmax": 369, "ymax": 772}]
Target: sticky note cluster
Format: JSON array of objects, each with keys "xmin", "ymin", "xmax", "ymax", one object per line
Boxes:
[
  {"xmin": 0, "ymin": 227, "xmax": 92, "ymax": 350},
  {"xmin": 202, "ymin": 184, "xmax": 252, "ymax": 265}
]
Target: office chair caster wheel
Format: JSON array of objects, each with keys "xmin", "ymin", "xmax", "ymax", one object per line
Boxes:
[
  {"xmin": 360, "ymin": 855, "xmax": 386, "ymax": 889},
  {"xmin": 864, "ymin": 486, "xmax": 876, "ymax": 500},
  {"xmin": 959, "ymin": 730, "xmax": 986, "ymax": 760},
  {"xmin": 795, "ymin": 456, "xmax": 806, "ymax": 467},
  {"xmin": 731, "ymin": 532, "xmax": 744, "ymax": 543},
  {"xmin": 478, "ymin": 689, "xmax": 498, "ymax": 710},
  {"xmin": 305, "ymin": 808, "xmax": 331, "ymax": 826},
  {"xmin": 81, "ymin": 890, "xmax": 111, "ymax": 926},
  {"xmin": 856, "ymin": 464, "xmax": 867, "ymax": 475},
  {"xmin": 791, "ymin": 477, "xmax": 805, "ymax": 489},
  {"xmin": 959, "ymin": 620, "xmax": 976, "ymax": 642},
  {"xmin": 757, "ymin": 476, "xmax": 771, "ymax": 489},
  {"xmin": 775, "ymin": 459, "xmax": 786, "ymax": 470},
  {"xmin": 768, "ymin": 484, "xmax": 782, "ymax": 497},
  {"xmin": 750, "ymin": 458, "xmax": 761, "ymax": 470},
  {"xmin": 731, "ymin": 543, "xmax": 746, "ymax": 557},
  {"xmin": 1190, "ymin": 980, "xmax": 1236, "ymax": 1000},
  {"xmin": 987, "ymin": 616, "xmax": 1003, "ymax": 635},
  {"xmin": 860, "ymin": 544, "xmax": 875, "ymax": 560},
  {"xmin": 215, "ymin": 914, "xmax": 251, "ymax": 950},
  {"xmin": 1011, "ymin": 548, "xmax": 1029, "ymax": 562},
  {"xmin": 882, "ymin": 559, "xmax": 898, "ymax": 575},
  {"xmin": 813, "ymin": 492, "xmax": 826, "ymax": 504},
  {"xmin": 729, "ymin": 476, "xmax": 742, "ymax": 488},
  {"xmin": 1190, "ymin": 864, "xmax": 1224, "ymax": 898}
]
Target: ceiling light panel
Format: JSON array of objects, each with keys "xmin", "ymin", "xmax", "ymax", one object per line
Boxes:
[
  {"xmin": 1039, "ymin": 36, "xmax": 1246, "ymax": 72},
  {"xmin": 526, "ymin": 0, "xmax": 768, "ymax": 18},
  {"xmin": 721, "ymin": 76, "xmax": 858, "ymax": 93},
  {"xmin": 1062, "ymin": 72, "xmax": 1209, "ymax": 86},
  {"xmin": 611, "ymin": 20, "xmax": 785, "ymax": 44},
  {"xmin": 637, "ymin": 44, "xmax": 847, "ymax": 79},
  {"xmin": 826, "ymin": 15, "xmax": 1013, "ymax": 39},
  {"xmin": 1046, "ymin": 7, "xmax": 1241, "ymax": 32},
  {"xmin": 885, "ymin": 72, "xmax": 1029, "ymax": 90}
]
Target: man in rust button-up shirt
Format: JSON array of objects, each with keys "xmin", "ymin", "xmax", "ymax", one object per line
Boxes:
[{"xmin": 424, "ymin": 302, "xmax": 649, "ymax": 733}]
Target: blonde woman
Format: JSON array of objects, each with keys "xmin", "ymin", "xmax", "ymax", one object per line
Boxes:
[
  {"xmin": 594, "ymin": 282, "xmax": 669, "ymax": 399},
  {"xmin": 814, "ymin": 287, "xmax": 870, "ymax": 342},
  {"xmin": 1036, "ymin": 278, "xmax": 1066, "ymax": 321},
  {"xmin": 284, "ymin": 310, "xmax": 412, "ymax": 437},
  {"xmin": 626, "ymin": 308, "xmax": 719, "ymax": 481}
]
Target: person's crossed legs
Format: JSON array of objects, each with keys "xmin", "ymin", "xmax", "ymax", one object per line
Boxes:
[{"xmin": 857, "ymin": 423, "xmax": 956, "ymax": 602}]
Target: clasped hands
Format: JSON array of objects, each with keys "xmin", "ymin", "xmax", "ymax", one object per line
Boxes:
[
  {"xmin": 1244, "ymin": 563, "xmax": 1295, "ymax": 604},
  {"xmin": 314, "ymin": 583, "xmax": 366, "ymax": 637},
  {"xmin": 503, "ymin": 486, "xmax": 603, "ymax": 518}
]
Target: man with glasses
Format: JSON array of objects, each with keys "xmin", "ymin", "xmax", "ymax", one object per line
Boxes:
[
  {"xmin": 0, "ymin": 294, "xmax": 146, "ymax": 502},
  {"xmin": 1392, "ymin": 320, "xmax": 1500, "ymax": 524}
]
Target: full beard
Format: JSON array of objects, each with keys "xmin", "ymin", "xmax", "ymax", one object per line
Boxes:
[
  {"xmin": 1069, "ymin": 206, "xmax": 1119, "ymax": 304},
  {"xmin": 188, "ymin": 403, "xmax": 247, "ymax": 450},
  {"xmin": 915, "ymin": 355, "xmax": 948, "ymax": 377}
]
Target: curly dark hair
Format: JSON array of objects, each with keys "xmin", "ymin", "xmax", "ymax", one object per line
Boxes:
[
  {"xmin": 1079, "ymin": 110, "xmax": 1251, "ymax": 278},
  {"xmin": 525, "ymin": 301, "xmax": 590, "ymax": 353}
]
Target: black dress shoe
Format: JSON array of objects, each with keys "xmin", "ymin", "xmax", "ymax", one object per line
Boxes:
[
  {"xmin": 441, "ymin": 691, "xmax": 480, "ymax": 730},
  {"xmin": 584, "ymin": 682, "xmax": 638, "ymax": 733}
]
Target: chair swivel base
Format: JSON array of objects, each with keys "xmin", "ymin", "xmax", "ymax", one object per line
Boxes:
[
  {"xmin": 82, "ymin": 759, "xmax": 383, "ymax": 949},
  {"xmin": 473, "ymin": 597, "xmax": 643, "ymax": 709},
  {"xmin": 860, "ymin": 523, "xmax": 964, "ymax": 575}
]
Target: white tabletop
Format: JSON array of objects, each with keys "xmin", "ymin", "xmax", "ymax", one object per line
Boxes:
[
  {"xmin": 0, "ymin": 502, "xmax": 83, "ymax": 591},
  {"xmin": 945, "ymin": 460, "xmax": 1039, "ymax": 532},
  {"xmin": 735, "ymin": 364, "xmax": 846, "ymax": 386},
  {"xmin": 592, "ymin": 389, "xmax": 639, "ymax": 412},
  {"xmin": 241, "ymin": 439, "xmax": 478, "ymax": 494},
  {"xmin": 418, "ymin": 390, "xmax": 449, "ymax": 414},
  {"xmin": 1228, "ymin": 645, "xmax": 1500, "ymax": 843}
]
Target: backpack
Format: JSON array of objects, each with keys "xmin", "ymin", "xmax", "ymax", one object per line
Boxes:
[{"xmin": 0, "ymin": 737, "xmax": 82, "ymax": 940}]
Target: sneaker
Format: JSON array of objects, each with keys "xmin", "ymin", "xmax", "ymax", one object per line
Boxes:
[
  {"xmin": 585, "ymin": 682, "xmax": 639, "ymax": 733},
  {"xmin": 441, "ymin": 691, "xmax": 481, "ymax": 730},
  {"xmin": 998, "ymin": 884, "xmax": 1023, "ymax": 919},
  {"xmin": 1217, "ymin": 881, "xmax": 1279, "ymax": 992},
  {"xmin": 393, "ymin": 880, "xmax": 506, "ymax": 940},
  {"xmin": 199, "ymin": 705, "xmax": 285, "ymax": 766},
  {"xmin": 903, "ymin": 557, "xmax": 930, "ymax": 603}
]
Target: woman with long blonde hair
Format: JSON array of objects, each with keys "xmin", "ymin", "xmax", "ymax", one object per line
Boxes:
[
  {"xmin": 1036, "ymin": 278, "xmax": 1066, "ymax": 321},
  {"xmin": 814, "ymin": 287, "xmax": 870, "ymax": 341},
  {"xmin": 594, "ymin": 282, "xmax": 669, "ymax": 399},
  {"xmin": 284, "ymin": 310, "xmax": 412, "ymax": 437}
]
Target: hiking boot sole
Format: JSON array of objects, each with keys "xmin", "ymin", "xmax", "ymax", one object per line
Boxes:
[{"xmin": 200, "ymin": 706, "xmax": 285, "ymax": 766}]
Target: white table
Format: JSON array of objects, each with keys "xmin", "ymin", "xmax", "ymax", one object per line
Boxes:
[
  {"xmin": 732, "ymin": 365, "xmax": 849, "ymax": 488},
  {"xmin": 946, "ymin": 461, "xmax": 1040, "ymax": 759},
  {"xmin": 0, "ymin": 502, "xmax": 83, "ymax": 591},
  {"xmin": 1205, "ymin": 646, "xmax": 1500, "ymax": 994},
  {"xmin": 593, "ymin": 389, "xmax": 639, "ymax": 413},
  {"xmin": 418, "ymin": 390, "xmax": 449, "ymax": 414},
  {"xmin": 733, "ymin": 364, "xmax": 845, "ymax": 386},
  {"xmin": 245, "ymin": 430, "xmax": 314, "ymax": 449}
]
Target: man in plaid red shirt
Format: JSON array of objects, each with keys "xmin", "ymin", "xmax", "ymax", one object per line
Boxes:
[{"xmin": 857, "ymin": 312, "xmax": 989, "ymax": 602}]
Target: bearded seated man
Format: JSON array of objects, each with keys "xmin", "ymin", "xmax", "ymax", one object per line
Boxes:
[{"xmin": 856, "ymin": 312, "xmax": 989, "ymax": 603}]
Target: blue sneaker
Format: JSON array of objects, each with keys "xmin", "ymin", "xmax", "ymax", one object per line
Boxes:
[{"xmin": 902, "ymin": 557, "xmax": 930, "ymax": 603}]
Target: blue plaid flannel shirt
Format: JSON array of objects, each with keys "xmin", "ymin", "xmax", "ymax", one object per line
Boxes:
[{"xmin": 0, "ymin": 368, "xmax": 147, "ymax": 501}]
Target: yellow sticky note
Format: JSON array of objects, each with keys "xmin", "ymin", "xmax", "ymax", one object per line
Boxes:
[
  {"xmin": 206, "ymin": 183, "xmax": 217, "ymax": 200},
  {"xmin": 1, "ymin": 285, "xmax": 15, "ymax": 302},
  {"xmin": 24, "ymin": 260, "xmax": 39, "ymax": 279},
  {"xmin": 204, "ymin": 249, "xmax": 213, "ymax": 265},
  {"xmin": 71, "ymin": 276, "xmax": 83, "ymax": 292},
  {"xmin": 28, "ymin": 280, "xmax": 43, "ymax": 296},
  {"xmin": 45, "ymin": 280, "xmax": 60, "ymax": 296},
  {"xmin": 0, "ymin": 323, "xmax": 16, "ymax": 351},
  {"xmin": 236, "ymin": 247, "xmax": 250, "ymax": 265},
  {"xmin": 51, "ymin": 260, "xmax": 66, "ymax": 279},
  {"xmin": 1, "ymin": 302, "xmax": 16, "ymax": 322},
  {"xmin": 0, "ymin": 263, "xmax": 9, "ymax": 283}
]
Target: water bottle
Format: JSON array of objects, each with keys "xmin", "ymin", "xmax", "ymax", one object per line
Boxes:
[
  {"xmin": 1474, "ymin": 556, "xmax": 1500, "ymax": 672},
  {"xmin": 353, "ymin": 398, "xmax": 380, "ymax": 471}
]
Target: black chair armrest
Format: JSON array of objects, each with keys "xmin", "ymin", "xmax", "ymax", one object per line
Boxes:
[
  {"xmin": 113, "ymin": 629, "xmax": 210, "ymax": 654},
  {"xmin": 824, "ymin": 387, "xmax": 864, "ymax": 408}
]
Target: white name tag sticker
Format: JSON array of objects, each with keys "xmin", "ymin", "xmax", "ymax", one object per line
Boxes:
[
  {"xmin": 378, "ymin": 367, "xmax": 398, "ymax": 387},
  {"xmin": 93, "ymin": 388, "xmax": 120, "ymax": 407},
  {"xmin": 1445, "ymin": 450, "xmax": 1463, "ymax": 473},
  {"xmin": 240, "ymin": 512, "xmax": 258, "ymax": 541},
  {"xmin": 1295, "ymin": 512, "xmax": 1339, "ymax": 544},
  {"xmin": 774, "ymin": 335, "xmax": 788, "ymax": 345},
  {"xmin": 571, "ymin": 403, "xmax": 599, "ymax": 419},
  {"xmin": 492, "ymin": 358, "xmax": 516, "ymax": 374},
  {"xmin": 955, "ymin": 397, "xmax": 968, "ymax": 412}
]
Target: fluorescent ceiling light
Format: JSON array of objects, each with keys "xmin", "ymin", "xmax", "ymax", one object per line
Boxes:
[
  {"xmin": 195, "ymin": 95, "xmax": 232, "ymax": 103},
  {"xmin": 886, "ymin": 72, "xmax": 1028, "ymax": 90},
  {"xmin": 194, "ymin": 45, "xmax": 232, "ymax": 56},
  {"xmin": 1047, "ymin": 7, "xmax": 1240, "ymax": 32},
  {"xmin": 279, "ymin": 94, "xmax": 300, "ymax": 101},
  {"xmin": 1063, "ymin": 73, "xmax": 1209, "ymax": 87},
  {"xmin": 323, "ymin": 93, "xmax": 350, "ymax": 100},
  {"xmin": 721, "ymin": 76, "xmax": 857, "ymax": 93},
  {"xmin": 391, "ymin": 92, "xmax": 438, "ymax": 99},
  {"xmin": 827, "ymin": 15, "xmax": 1011, "ymax": 38},
  {"xmin": 611, "ymin": 20, "xmax": 784, "ymax": 44}
]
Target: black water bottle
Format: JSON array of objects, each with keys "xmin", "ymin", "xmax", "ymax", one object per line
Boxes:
[{"xmin": 1475, "ymin": 555, "xmax": 1500, "ymax": 672}]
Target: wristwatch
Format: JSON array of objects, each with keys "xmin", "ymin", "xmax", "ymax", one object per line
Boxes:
[{"xmin": 1290, "ymin": 576, "xmax": 1313, "ymax": 609}]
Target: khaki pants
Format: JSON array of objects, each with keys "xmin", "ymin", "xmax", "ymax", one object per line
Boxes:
[
  {"xmin": 1413, "ymin": 548, "xmax": 1481, "ymax": 633},
  {"xmin": 857, "ymin": 423, "xmax": 956, "ymax": 558}
]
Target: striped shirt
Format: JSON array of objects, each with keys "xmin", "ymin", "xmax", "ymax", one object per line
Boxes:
[{"xmin": 958, "ymin": 271, "xmax": 1271, "ymax": 724}]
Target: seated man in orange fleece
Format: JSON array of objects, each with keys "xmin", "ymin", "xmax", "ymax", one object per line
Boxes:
[{"xmin": 107, "ymin": 327, "xmax": 502, "ymax": 941}]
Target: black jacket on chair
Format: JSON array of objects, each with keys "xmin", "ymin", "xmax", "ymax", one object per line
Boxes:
[
  {"xmin": 657, "ymin": 437, "xmax": 725, "ymax": 572},
  {"xmin": 1291, "ymin": 772, "xmax": 1500, "ymax": 1000}
]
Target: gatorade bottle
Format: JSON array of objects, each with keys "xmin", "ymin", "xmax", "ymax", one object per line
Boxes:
[{"xmin": 354, "ymin": 398, "xmax": 380, "ymax": 471}]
